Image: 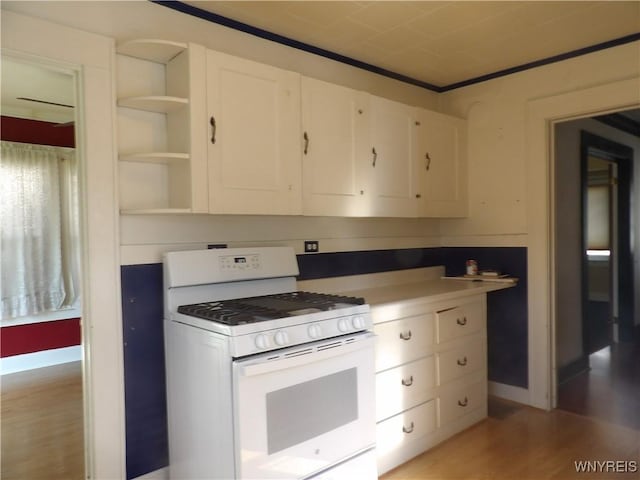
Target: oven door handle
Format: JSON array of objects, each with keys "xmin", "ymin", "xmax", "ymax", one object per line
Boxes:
[{"xmin": 235, "ymin": 334, "xmax": 376, "ymax": 378}]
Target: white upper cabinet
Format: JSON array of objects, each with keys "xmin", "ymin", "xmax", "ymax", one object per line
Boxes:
[
  {"xmin": 369, "ymin": 96, "xmax": 417, "ymax": 217},
  {"xmin": 413, "ymin": 108, "xmax": 468, "ymax": 217},
  {"xmin": 116, "ymin": 40, "xmax": 208, "ymax": 214},
  {"xmin": 206, "ymin": 50, "xmax": 302, "ymax": 215},
  {"xmin": 301, "ymin": 77, "xmax": 371, "ymax": 217}
]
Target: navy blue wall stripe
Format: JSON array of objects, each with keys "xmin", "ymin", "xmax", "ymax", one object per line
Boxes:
[
  {"xmin": 152, "ymin": 0, "xmax": 639, "ymax": 93},
  {"xmin": 120, "ymin": 246, "xmax": 527, "ymax": 477}
]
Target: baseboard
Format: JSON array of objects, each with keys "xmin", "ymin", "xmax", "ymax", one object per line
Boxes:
[
  {"xmin": 133, "ymin": 467, "xmax": 168, "ymax": 480},
  {"xmin": 488, "ymin": 381, "xmax": 530, "ymax": 405},
  {"xmin": 0, "ymin": 345, "xmax": 82, "ymax": 375},
  {"xmin": 557, "ymin": 355, "xmax": 590, "ymax": 384}
]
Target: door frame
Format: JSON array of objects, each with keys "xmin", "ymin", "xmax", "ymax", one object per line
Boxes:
[
  {"xmin": 580, "ymin": 131, "xmax": 634, "ymax": 349},
  {"xmin": 526, "ymin": 78, "xmax": 639, "ymax": 410}
]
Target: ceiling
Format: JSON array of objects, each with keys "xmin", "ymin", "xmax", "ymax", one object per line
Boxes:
[{"xmin": 181, "ymin": 1, "xmax": 640, "ymax": 90}]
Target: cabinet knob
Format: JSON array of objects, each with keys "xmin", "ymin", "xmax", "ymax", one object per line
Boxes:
[
  {"xmin": 457, "ymin": 317, "xmax": 467, "ymax": 326},
  {"xmin": 425, "ymin": 152, "xmax": 431, "ymax": 171},
  {"xmin": 372, "ymin": 147, "xmax": 377, "ymax": 167},
  {"xmin": 458, "ymin": 397, "xmax": 469, "ymax": 407},
  {"xmin": 303, "ymin": 131, "xmax": 309, "ymax": 155},
  {"xmin": 415, "ymin": 194, "xmax": 421, "ymax": 199},
  {"xmin": 457, "ymin": 356, "xmax": 468, "ymax": 366},
  {"xmin": 402, "ymin": 422, "xmax": 414, "ymax": 434},
  {"xmin": 399, "ymin": 330, "xmax": 412, "ymax": 341},
  {"xmin": 401, "ymin": 375, "xmax": 414, "ymax": 387}
]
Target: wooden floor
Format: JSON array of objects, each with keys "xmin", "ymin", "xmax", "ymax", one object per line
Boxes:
[
  {"xmin": 1, "ymin": 361, "xmax": 84, "ymax": 480},
  {"xmin": 557, "ymin": 341, "xmax": 640, "ymax": 430},
  {"xmin": 2, "ymin": 362, "xmax": 638, "ymax": 480},
  {"xmin": 381, "ymin": 397, "xmax": 640, "ymax": 480}
]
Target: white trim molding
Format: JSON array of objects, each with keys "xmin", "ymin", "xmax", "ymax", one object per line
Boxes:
[
  {"xmin": 526, "ymin": 77, "xmax": 640, "ymax": 411},
  {"xmin": 488, "ymin": 381, "xmax": 530, "ymax": 405},
  {"xmin": 0, "ymin": 346, "xmax": 82, "ymax": 375}
]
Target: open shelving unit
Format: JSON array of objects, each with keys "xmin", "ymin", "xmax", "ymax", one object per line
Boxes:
[{"xmin": 116, "ymin": 39, "xmax": 207, "ymax": 214}]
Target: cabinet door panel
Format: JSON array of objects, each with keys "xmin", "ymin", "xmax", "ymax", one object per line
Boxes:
[
  {"xmin": 301, "ymin": 77, "xmax": 369, "ymax": 216},
  {"xmin": 370, "ymin": 96, "xmax": 416, "ymax": 217},
  {"xmin": 414, "ymin": 108, "xmax": 467, "ymax": 217},
  {"xmin": 207, "ymin": 50, "xmax": 301, "ymax": 215}
]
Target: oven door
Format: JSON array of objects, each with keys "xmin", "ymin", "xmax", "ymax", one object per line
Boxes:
[{"xmin": 233, "ymin": 332, "xmax": 376, "ymax": 480}]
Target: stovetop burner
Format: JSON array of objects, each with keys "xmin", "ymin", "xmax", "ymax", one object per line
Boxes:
[{"xmin": 177, "ymin": 291, "xmax": 365, "ymax": 326}]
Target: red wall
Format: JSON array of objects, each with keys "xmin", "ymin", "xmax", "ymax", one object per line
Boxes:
[
  {"xmin": 1, "ymin": 115, "xmax": 80, "ymax": 357},
  {"xmin": 0, "ymin": 319, "xmax": 81, "ymax": 357},
  {"xmin": 1, "ymin": 115, "xmax": 75, "ymax": 147}
]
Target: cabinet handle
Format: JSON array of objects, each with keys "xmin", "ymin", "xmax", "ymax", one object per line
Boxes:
[
  {"xmin": 457, "ymin": 356, "xmax": 468, "ymax": 366},
  {"xmin": 210, "ymin": 116, "xmax": 217, "ymax": 144},
  {"xmin": 401, "ymin": 375, "xmax": 414, "ymax": 387},
  {"xmin": 303, "ymin": 131, "xmax": 309, "ymax": 155},
  {"xmin": 399, "ymin": 330, "xmax": 412, "ymax": 341},
  {"xmin": 415, "ymin": 193, "xmax": 422, "ymax": 199},
  {"xmin": 372, "ymin": 147, "xmax": 377, "ymax": 167},
  {"xmin": 458, "ymin": 397, "xmax": 469, "ymax": 407},
  {"xmin": 402, "ymin": 422, "xmax": 414, "ymax": 434},
  {"xmin": 457, "ymin": 317, "xmax": 467, "ymax": 326},
  {"xmin": 425, "ymin": 152, "xmax": 431, "ymax": 171}
]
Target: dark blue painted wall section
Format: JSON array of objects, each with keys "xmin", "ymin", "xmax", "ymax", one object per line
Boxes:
[
  {"xmin": 443, "ymin": 247, "xmax": 529, "ymax": 388},
  {"xmin": 121, "ymin": 263, "xmax": 168, "ymax": 480},
  {"xmin": 120, "ymin": 246, "xmax": 528, "ymax": 478}
]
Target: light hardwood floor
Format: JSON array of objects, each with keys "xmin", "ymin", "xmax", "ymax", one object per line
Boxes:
[
  {"xmin": 1, "ymin": 361, "xmax": 84, "ymax": 480},
  {"xmin": 2, "ymin": 366, "xmax": 638, "ymax": 480},
  {"xmin": 381, "ymin": 397, "xmax": 640, "ymax": 480}
]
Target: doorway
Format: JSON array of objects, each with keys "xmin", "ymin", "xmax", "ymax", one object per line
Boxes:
[
  {"xmin": 0, "ymin": 56, "xmax": 84, "ymax": 479},
  {"xmin": 554, "ymin": 114, "xmax": 638, "ymax": 429}
]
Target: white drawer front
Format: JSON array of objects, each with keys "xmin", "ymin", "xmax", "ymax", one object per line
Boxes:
[
  {"xmin": 438, "ymin": 337, "xmax": 484, "ymax": 385},
  {"xmin": 376, "ymin": 356, "xmax": 436, "ymax": 422},
  {"xmin": 436, "ymin": 302, "xmax": 483, "ymax": 343},
  {"xmin": 374, "ymin": 313, "xmax": 434, "ymax": 372},
  {"xmin": 376, "ymin": 400, "xmax": 436, "ymax": 459},
  {"xmin": 439, "ymin": 380, "xmax": 485, "ymax": 426}
]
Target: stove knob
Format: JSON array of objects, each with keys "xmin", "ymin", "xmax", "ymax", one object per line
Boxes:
[
  {"xmin": 308, "ymin": 324, "xmax": 322, "ymax": 339},
  {"xmin": 337, "ymin": 318, "xmax": 350, "ymax": 333},
  {"xmin": 274, "ymin": 331, "xmax": 290, "ymax": 346},
  {"xmin": 352, "ymin": 315, "xmax": 366, "ymax": 330},
  {"xmin": 254, "ymin": 334, "xmax": 269, "ymax": 350}
]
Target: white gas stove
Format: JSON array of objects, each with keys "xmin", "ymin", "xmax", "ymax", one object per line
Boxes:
[{"xmin": 163, "ymin": 246, "xmax": 377, "ymax": 480}]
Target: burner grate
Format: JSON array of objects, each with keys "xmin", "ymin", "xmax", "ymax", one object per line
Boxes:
[{"xmin": 177, "ymin": 291, "xmax": 364, "ymax": 325}]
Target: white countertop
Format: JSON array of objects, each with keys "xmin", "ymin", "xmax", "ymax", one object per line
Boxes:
[{"xmin": 297, "ymin": 266, "xmax": 516, "ymax": 309}]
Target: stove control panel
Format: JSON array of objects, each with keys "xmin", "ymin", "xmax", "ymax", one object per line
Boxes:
[{"xmin": 219, "ymin": 253, "xmax": 260, "ymax": 271}]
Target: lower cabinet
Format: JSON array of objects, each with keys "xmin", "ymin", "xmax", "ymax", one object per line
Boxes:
[{"xmin": 373, "ymin": 294, "xmax": 487, "ymax": 475}]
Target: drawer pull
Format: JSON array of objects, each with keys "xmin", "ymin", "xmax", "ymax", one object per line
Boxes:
[
  {"xmin": 399, "ymin": 330, "xmax": 412, "ymax": 341},
  {"xmin": 456, "ymin": 317, "xmax": 467, "ymax": 326},
  {"xmin": 457, "ymin": 356, "xmax": 468, "ymax": 366},
  {"xmin": 458, "ymin": 397, "xmax": 469, "ymax": 407},
  {"xmin": 401, "ymin": 376, "xmax": 414, "ymax": 387},
  {"xmin": 402, "ymin": 422, "xmax": 414, "ymax": 434}
]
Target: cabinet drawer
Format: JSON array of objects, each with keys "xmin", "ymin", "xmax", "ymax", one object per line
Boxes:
[
  {"xmin": 436, "ymin": 301, "xmax": 483, "ymax": 343},
  {"xmin": 439, "ymin": 381, "xmax": 485, "ymax": 426},
  {"xmin": 376, "ymin": 400, "xmax": 436, "ymax": 458},
  {"xmin": 374, "ymin": 313, "xmax": 434, "ymax": 372},
  {"xmin": 376, "ymin": 356, "xmax": 435, "ymax": 422},
  {"xmin": 438, "ymin": 337, "xmax": 484, "ymax": 385}
]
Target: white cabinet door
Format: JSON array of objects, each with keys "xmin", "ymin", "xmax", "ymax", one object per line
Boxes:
[
  {"xmin": 301, "ymin": 77, "xmax": 371, "ymax": 217},
  {"xmin": 414, "ymin": 108, "xmax": 467, "ymax": 217},
  {"xmin": 370, "ymin": 96, "xmax": 417, "ymax": 217},
  {"xmin": 206, "ymin": 50, "xmax": 302, "ymax": 215}
]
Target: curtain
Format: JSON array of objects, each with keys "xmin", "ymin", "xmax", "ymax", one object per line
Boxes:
[{"xmin": 0, "ymin": 141, "xmax": 80, "ymax": 319}]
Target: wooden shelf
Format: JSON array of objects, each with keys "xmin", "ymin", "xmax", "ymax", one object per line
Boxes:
[
  {"xmin": 117, "ymin": 39, "xmax": 187, "ymax": 64},
  {"xmin": 117, "ymin": 96, "xmax": 188, "ymax": 113},
  {"xmin": 119, "ymin": 152, "xmax": 190, "ymax": 164}
]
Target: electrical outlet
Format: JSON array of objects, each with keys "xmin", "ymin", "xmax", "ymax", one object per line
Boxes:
[{"xmin": 304, "ymin": 240, "xmax": 319, "ymax": 253}]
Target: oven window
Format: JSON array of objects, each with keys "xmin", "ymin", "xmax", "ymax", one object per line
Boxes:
[{"xmin": 266, "ymin": 368, "xmax": 358, "ymax": 454}]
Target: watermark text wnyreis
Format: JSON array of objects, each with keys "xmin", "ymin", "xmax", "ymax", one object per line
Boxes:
[{"xmin": 575, "ymin": 460, "xmax": 638, "ymax": 473}]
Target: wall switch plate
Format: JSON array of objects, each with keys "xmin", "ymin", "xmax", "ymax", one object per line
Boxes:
[{"xmin": 304, "ymin": 241, "xmax": 319, "ymax": 253}]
